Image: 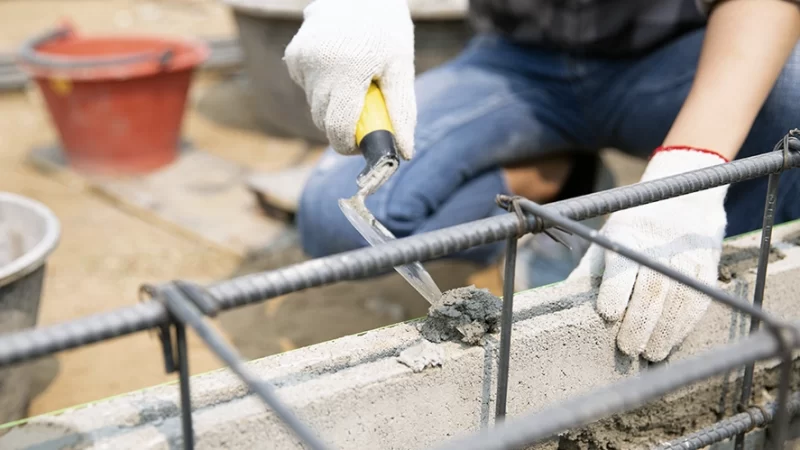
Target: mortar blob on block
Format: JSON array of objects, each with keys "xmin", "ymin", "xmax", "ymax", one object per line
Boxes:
[{"xmin": 418, "ymin": 285, "xmax": 502, "ymax": 345}]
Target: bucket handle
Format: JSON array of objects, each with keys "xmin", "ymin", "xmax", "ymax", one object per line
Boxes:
[{"xmin": 17, "ymin": 24, "xmax": 175, "ymax": 71}]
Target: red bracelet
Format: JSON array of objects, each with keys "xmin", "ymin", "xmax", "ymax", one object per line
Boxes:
[{"xmin": 651, "ymin": 146, "xmax": 730, "ymax": 163}]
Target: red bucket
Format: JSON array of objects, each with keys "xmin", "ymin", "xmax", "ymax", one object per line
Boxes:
[{"xmin": 17, "ymin": 23, "xmax": 210, "ymax": 175}]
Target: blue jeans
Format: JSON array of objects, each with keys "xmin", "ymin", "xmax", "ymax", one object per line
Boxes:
[{"xmin": 298, "ymin": 29, "xmax": 800, "ymax": 273}]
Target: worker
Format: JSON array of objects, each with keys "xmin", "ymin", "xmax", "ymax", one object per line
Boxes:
[{"xmin": 283, "ymin": 0, "xmax": 800, "ymax": 362}]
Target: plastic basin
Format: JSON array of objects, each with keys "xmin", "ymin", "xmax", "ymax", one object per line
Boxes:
[{"xmin": 0, "ymin": 192, "xmax": 60, "ymax": 425}]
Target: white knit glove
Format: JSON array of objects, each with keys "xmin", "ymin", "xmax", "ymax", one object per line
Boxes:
[
  {"xmin": 567, "ymin": 147, "xmax": 730, "ymax": 362},
  {"xmin": 283, "ymin": 0, "xmax": 417, "ymax": 159}
]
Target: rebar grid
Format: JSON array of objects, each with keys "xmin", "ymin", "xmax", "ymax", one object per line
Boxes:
[
  {"xmin": 0, "ymin": 131, "xmax": 799, "ymax": 450},
  {"xmin": 2, "ymin": 142, "xmax": 798, "ymax": 367}
]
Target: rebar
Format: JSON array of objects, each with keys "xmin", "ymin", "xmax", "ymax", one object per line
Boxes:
[
  {"xmin": 159, "ymin": 283, "xmax": 330, "ymax": 450},
  {"xmin": 510, "ymin": 198, "xmax": 785, "ymax": 326},
  {"xmin": 175, "ymin": 323, "xmax": 194, "ymax": 449},
  {"xmin": 208, "ymin": 143, "xmax": 800, "ymax": 311},
  {"xmin": 735, "ymin": 143, "xmax": 788, "ymax": 450},
  {"xmin": 657, "ymin": 392, "xmax": 800, "ymax": 450},
  {"xmin": 495, "ymin": 234, "xmax": 518, "ymax": 420},
  {"xmin": 0, "ymin": 144, "xmax": 797, "ymax": 369}
]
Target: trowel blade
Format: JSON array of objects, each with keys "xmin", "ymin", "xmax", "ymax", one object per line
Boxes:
[{"xmin": 338, "ymin": 196, "xmax": 443, "ymax": 305}]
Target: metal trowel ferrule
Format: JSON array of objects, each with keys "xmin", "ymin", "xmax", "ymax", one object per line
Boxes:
[{"xmin": 357, "ymin": 156, "xmax": 398, "ymax": 197}]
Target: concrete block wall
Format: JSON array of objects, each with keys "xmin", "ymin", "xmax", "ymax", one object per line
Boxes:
[{"xmin": 3, "ymin": 220, "xmax": 800, "ymax": 450}]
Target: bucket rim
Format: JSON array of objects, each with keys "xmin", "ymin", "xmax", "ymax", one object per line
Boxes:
[
  {"xmin": 0, "ymin": 192, "xmax": 61, "ymax": 287},
  {"xmin": 16, "ymin": 25, "xmax": 210, "ymax": 81}
]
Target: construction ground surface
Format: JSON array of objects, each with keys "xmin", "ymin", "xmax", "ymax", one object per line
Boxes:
[{"xmin": 0, "ymin": 0, "xmax": 647, "ymax": 421}]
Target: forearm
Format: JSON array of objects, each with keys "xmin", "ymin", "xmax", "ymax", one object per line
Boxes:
[{"xmin": 662, "ymin": 0, "xmax": 800, "ymax": 160}]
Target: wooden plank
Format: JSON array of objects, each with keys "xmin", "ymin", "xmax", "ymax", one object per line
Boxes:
[{"xmin": 27, "ymin": 145, "xmax": 291, "ymax": 257}]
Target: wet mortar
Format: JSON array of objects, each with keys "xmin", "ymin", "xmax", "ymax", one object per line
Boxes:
[
  {"xmin": 417, "ymin": 285, "xmax": 502, "ymax": 345},
  {"xmin": 718, "ymin": 244, "xmax": 786, "ymax": 282}
]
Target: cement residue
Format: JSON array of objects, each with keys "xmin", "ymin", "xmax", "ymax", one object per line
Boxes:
[
  {"xmin": 396, "ymin": 340, "xmax": 445, "ymax": 373},
  {"xmin": 554, "ymin": 362, "xmax": 800, "ymax": 449},
  {"xmin": 785, "ymin": 229, "xmax": 800, "ymax": 247},
  {"xmin": 417, "ymin": 286, "xmax": 502, "ymax": 345},
  {"xmin": 718, "ymin": 244, "xmax": 785, "ymax": 282}
]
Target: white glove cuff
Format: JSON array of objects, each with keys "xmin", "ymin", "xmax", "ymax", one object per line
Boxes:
[
  {"xmin": 639, "ymin": 146, "xmax": 731, "ymax": 216},
  {"xmin": 640, "ymin": 146, "xmax": 729, "ymax": 182}
]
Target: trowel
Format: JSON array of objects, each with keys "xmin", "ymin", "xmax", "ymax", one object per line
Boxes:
[{"xmin": 338, "ymin": 82, "xmax": 443, "ymax": 305}]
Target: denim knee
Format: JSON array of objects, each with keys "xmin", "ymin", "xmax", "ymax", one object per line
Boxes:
[{"xmin": 296, "ymin": 147, "xmax": 510, "ymax": 265}]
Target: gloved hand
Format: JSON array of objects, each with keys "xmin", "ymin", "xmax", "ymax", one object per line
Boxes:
[
  {"xmin": 283, "ymin": 0, "xmax": 417, "ymax": 159},
  {"xmin": 566, "ymin": 146, "xmax": 730, "ymax": 362}
]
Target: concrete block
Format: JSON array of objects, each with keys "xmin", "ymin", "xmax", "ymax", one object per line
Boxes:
[{"xmin": 3, "ymin": 220, "xmax": 800, "ymax": 450}]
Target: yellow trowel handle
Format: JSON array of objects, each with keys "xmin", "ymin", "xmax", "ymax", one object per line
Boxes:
[
  {"xmin": 355, "ymin": 82, "xmax": 395, "ymax": 144},
  {"xmin": 354, "ymin": 82, "xmax": 400, "ymax": 192}
]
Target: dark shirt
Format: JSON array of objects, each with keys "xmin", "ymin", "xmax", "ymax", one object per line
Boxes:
[{"xmin": 467, "ymin": 0, "xmax": 717, "ymax": 57}]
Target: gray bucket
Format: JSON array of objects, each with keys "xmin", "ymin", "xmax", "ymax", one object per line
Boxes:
[
  {"xmin": 0, "ymin": 192, "xmax": 60, "ymax": 425},
  {"xmin": 221, "ymin": 0, "xmax": 473, "ymax": 143}
]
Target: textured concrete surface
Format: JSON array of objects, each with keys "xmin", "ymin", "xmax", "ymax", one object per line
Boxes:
[{"xmin": 2, "ymin": 220, "xmax": 800, "ymax": 449}]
